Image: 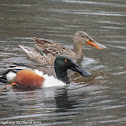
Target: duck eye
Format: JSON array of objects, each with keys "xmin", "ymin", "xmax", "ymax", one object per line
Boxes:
[{"xmin": 65, "ymin": 59, "xmax": 67, "ymax": 63}]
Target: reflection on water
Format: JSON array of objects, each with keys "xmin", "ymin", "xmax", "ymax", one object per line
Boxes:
[{"xmin": 0, "ymin": 0, "xmax": 126, "ymax": 125}]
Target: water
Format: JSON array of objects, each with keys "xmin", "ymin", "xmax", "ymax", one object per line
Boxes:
[{"xmin": 0, "ymin": 0, "xmax": 126, "ymax": 125}]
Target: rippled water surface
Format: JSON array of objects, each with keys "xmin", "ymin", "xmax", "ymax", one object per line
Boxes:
[{"xmin": 0, "ymin": 0, "xmax": 126, "ymax": 126}]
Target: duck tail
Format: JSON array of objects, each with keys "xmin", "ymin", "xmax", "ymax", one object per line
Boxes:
[
  {"xmin": 0, "ymin": 63, "xmax": 28, "ymax": 84},
  {"xmin": 0, "ymin": 69, "xmax": 16, "ymax": 84},
  {"xmin": 19, "ymin": 44, "xmax": 33, "ymax": 54},
  {"xmin": 0, "ymin": 75, "xmax": 7, "ymax": 83}
]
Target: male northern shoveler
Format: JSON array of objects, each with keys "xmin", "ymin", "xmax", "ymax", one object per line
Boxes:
[
  {"xmin": 19, "ymin": 31, "xmax": 106, "ymax": 65},
  {"xmin": 0, "ymin": 56, "xmax": 91, "ymax": 89}
]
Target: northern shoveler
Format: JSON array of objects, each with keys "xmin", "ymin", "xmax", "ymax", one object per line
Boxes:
[
  {"xmin": 0, "ymin": 56, "xmax": 91, "ymax": 89},
  {"xmin": 19, "ymin": 31, "xmax": 106, "ymax": 65}
]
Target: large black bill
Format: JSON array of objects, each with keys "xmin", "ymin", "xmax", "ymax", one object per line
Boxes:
[{"xmin": 71, "ymin": 63, "xmax": 91, "ymax": 77}]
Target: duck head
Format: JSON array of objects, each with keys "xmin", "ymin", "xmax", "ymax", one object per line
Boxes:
[
  {"xmin": 73, "ymin": 31, "xmax": 106, "ymax": 50},
  {"xmin": 54, "ymin": 55, "xmax": 91, "ymax": 84}
]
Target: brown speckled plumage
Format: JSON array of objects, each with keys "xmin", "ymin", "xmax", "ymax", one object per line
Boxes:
[{"xmin": 19, "ymin": 31, "xmax": 106, "ymax": 65}]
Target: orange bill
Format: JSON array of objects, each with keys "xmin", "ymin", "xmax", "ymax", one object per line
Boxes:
[
  {"xmin": 86, "ymin": 40, "xmax": 106, "ymax": 50},
  {"xmin": 0, "ymin": 83, "xmax": 16, "ymax": 90}
]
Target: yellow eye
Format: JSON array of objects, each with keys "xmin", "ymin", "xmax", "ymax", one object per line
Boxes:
[{"xmin": 65, "ymin": 59, "xmax": 67, "ymax": 62}]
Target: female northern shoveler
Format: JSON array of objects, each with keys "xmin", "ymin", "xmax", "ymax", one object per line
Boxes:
[
  {"xmin": 19, "ymin": 31, "xmax": 106, "ymax": 65},
  {"xmin": 0, "ymin": 56, "xmax": 91, "ymax": 88}
]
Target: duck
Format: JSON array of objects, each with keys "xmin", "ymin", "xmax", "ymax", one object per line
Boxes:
[
  {"xmin": 19, "ymin": 31, "xmax": 106, "ymax": 65},
  {"xmin": 0, "ymin": 55, "xmax": 91, "ymax": 89}
]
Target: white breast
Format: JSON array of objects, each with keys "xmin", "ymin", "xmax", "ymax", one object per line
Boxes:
[
  {"xmin": 34, "ymin": 69, "xmax": 66, "ymax": 87},
  {"xmin": 42, "ymin": 74, "xmax": 66, "ymax": 88},
  {"xmin": 6, "ymin": 71, "xmax": 16, "ymax": 83}
]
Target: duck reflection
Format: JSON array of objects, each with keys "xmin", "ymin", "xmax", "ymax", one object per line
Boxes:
[{"xmin": 54, "ymin": 87, "xmax": 79, "ymax": 112}]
